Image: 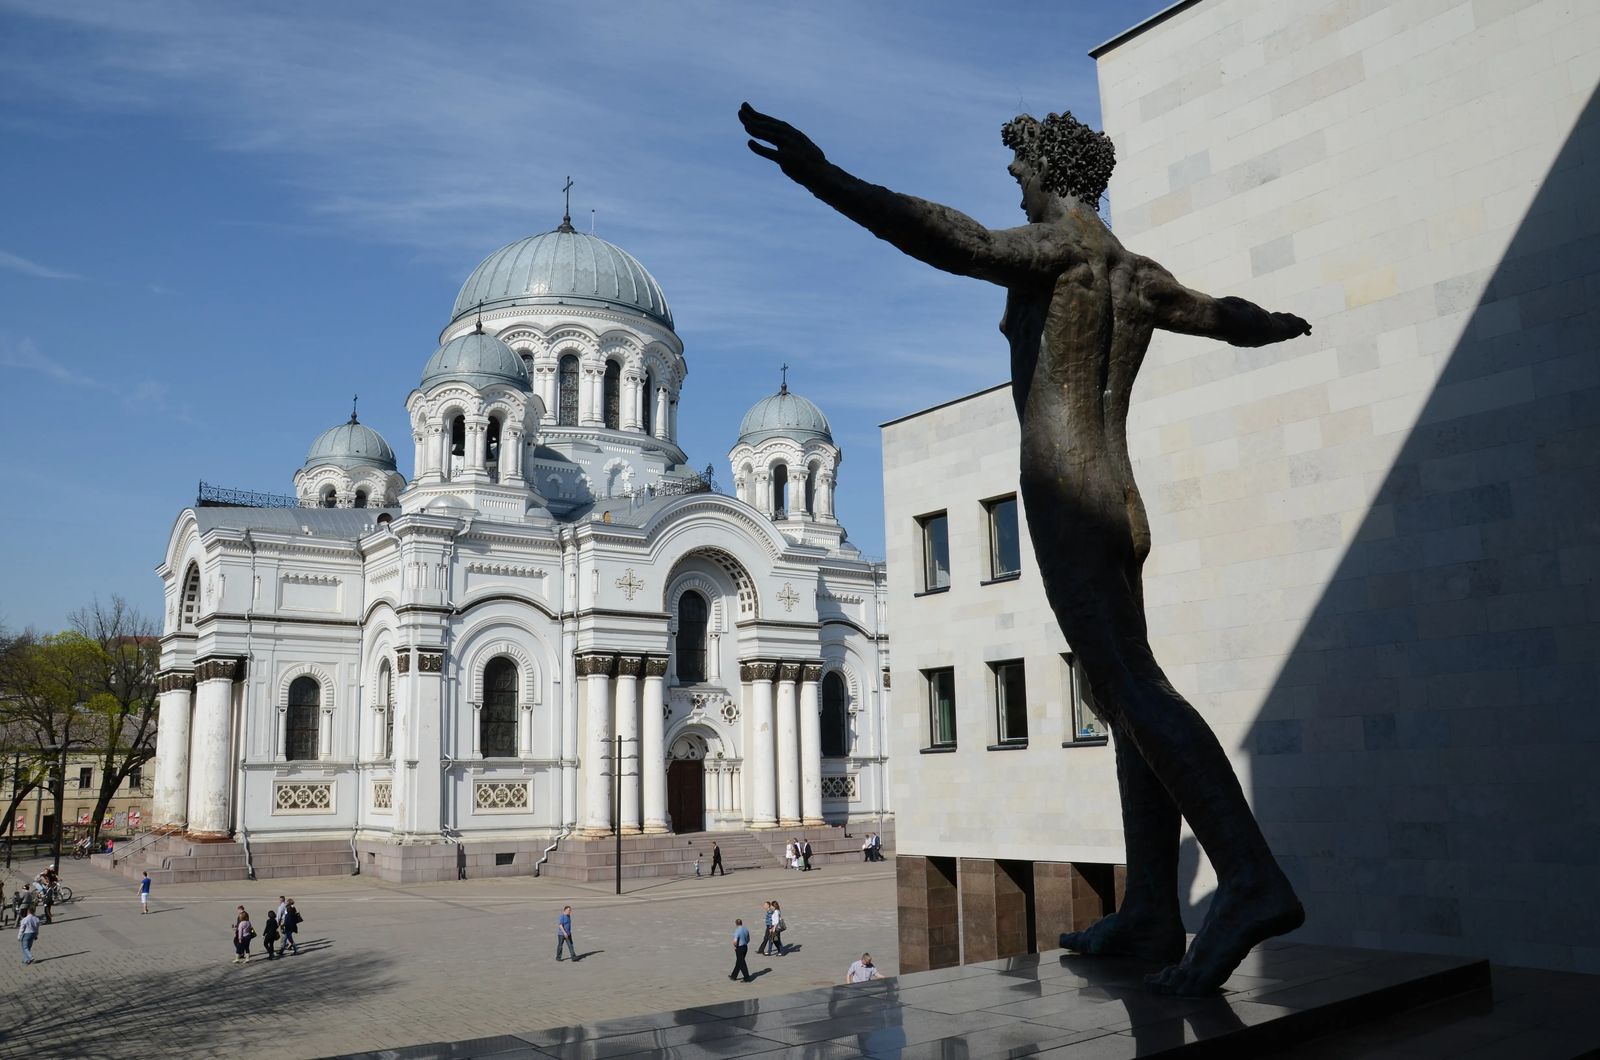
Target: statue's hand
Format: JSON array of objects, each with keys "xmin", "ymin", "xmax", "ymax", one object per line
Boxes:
[
  {"xmin": 740, "ymin": 102, "xmax": 826, "ymax": 180},
  {"xmin": 1273, "ymin": 312, "xmax": 1312, "ymax": 340}
]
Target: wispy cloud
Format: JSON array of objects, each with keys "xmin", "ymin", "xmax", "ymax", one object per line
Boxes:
[
  {"xmin": 0, "ymin": 248, "xmax": 79, "ymax": 280},
  {"xmin": 0, "ymin": 336, "xmax": 190, "ymax": 420}
]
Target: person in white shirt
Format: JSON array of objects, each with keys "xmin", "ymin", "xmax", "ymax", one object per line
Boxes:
[
  {"xmin": 846, "ymin": 953, "xmax": 880, "ymax": 983},
  {"xmin": 18, "ymin": 910, "xmax": 41, "ymax": 965}
]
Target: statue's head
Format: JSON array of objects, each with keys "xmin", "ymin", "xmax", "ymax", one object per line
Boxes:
[{"xmin": 1002, "ymin": 111, "xmax": 1115, "ymax": 219}]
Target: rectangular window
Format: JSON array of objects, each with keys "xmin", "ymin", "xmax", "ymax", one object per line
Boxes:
[
  {"xmin": 924, "ymin": 667, "xmax": 957, "ymax": 748},
  {"xmin": 992, "ymin": 659, "xmax": 1028, "ymax": 744},
  {"xmin": 77, "ymin": 767, "xmax": 92, "ymax": 790},
  {"xmin": 986, "ymin": 495, "xmax": 1021, "ymax": 579},
  {"xmin": 1064, "ymin": 653, "xmax": 1108, "ymax": 743},
  {"xmin": 919, "ymin": 512, "xmax": 951, "ymax": 591},
  {"xmin": 128, "ymin": 767, "xmax": 143, "ymax": 790}
]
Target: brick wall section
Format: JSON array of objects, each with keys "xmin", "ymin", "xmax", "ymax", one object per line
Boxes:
[{"xmin": 897, "ymin": 855, "xmax": 959, "ymax": 973}]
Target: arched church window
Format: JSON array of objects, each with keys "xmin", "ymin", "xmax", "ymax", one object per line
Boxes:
[
  {"xmin": 378, "ymin": 659, "xmax": 394, "ymax": 760},
  {"xmin": 557, "ymin": 354, "xmax": 579, "ymax": 426},
  {"xmin": 676, "ymin": 590, "xmax": 708, "ymax": 684},
  {"xmin": 603, "ymin": 361, "xmax": 622, "ymax": 430},
  {"xmin": 771, "ymin": 464, "xmax": 788, "ymax": 518},
  {"xmin": 286, "ymin": 676, "xmax": 320, "ymax": 761},
  {"xmin": 641, "ymin": 371, "xmax": 654, "ymax": 436},
  {"xmin": 321, "ymin": 485, "xmax": 338, "ymax": 508},
  {"xmin": 180, "ymin": 563, "xmax": 200, "ymax": 630},
  {"xmin": 354, "ymin": 489, "xmax": 368, "ymax": 509},
  {"xmin": 822, "ymin": 671, "xmax": 850, "ymax": 758},
  {"xmin": 485, "ymin": 416, "xmax": 502, "ymax": 482},
  {"xmin": 449, "ymin": 416, "xmax": 466, "ymax": 457},
  {"xmin": 481, "ymin": 656, "xmax": 518, "ymax": 758},
  {"xmin": 805, "ymin": 460, "xmax": 821, "ymax": 515}
]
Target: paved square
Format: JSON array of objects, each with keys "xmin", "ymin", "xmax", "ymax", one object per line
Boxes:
[{"xmin": 0, "ymin": 854, "xmax": 897, "ymax": 1059}]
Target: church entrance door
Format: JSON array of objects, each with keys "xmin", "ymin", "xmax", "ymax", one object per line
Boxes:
[{"xmin": 668, "ymin": 759, "xmax": 704, "ymax": 834}]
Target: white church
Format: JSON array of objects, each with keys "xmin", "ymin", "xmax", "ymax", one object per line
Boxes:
[{"xmin": 147, "ymin": 213, "xmax": 891, "ymax": 882}]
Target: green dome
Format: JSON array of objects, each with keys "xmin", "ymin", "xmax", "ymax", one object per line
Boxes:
[
  {"xmin": 737, "ymin": 387, "xmax": 833, "ymax": 446},
  {"xmin": 453, "ymin": 224, "xmax": 673, "ymax": 329},
  {"xmin": 420, "ymin": 332, "xmax": 531, "ymax": 391},
  {"xmin": 303, "ymin": 416, "xmax": 397, "ymax": 473}
]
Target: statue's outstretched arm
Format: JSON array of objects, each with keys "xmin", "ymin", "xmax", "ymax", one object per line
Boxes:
[
  {"xmin": 1140, "ymin": 257, "xmax": 1311, "ymax": 347},
  {"xmin": 740, "ymin": 103, "xmax": 1044, "ymax": 287}
]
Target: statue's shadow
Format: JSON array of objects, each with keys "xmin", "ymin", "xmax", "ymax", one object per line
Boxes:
[{"xmin": 1054, "ymin": 952, "xmax": 1250, "ymax": 1050}]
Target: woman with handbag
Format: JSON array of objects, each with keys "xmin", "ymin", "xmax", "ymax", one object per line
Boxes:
[
  {"xmin": 232, "ymin": 907, "xmax": 254, "ymax": 964},
  {"xmin": 769, "ymin": 900, "xmax": 786, "ymax": 956}
]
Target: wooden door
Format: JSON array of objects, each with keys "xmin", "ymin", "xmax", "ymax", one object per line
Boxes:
[{"xmin": 667, "ymin": 759, "xmax": 704, "ymax": 834}]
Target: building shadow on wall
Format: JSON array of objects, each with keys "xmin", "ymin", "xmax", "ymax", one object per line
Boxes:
[{"xmin": 1243, "ymin": 81, "xmax": 1600, "ymax": 964}]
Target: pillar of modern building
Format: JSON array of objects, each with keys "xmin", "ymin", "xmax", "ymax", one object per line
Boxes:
[
  {"xmin": 186, "ymin": 656, "xmax": 243, "ymax": 838},
  {"xmin": 580, "ymin": 653, "xmax": 616, "ymax": 836},
  {"xmin": 615, "ymin": 655, "xmax": 642, "ymax": 834},
  {"xmin": 743, "ymin": 660, "xmax": 778, "ymax": 828},
  {"xmin": 775, "ymin": 662, "xmax": 802, "ymax": 828},
  {"xmin": 641, "ymin": 655, "xmax": 669, "ymax": 833},
  {"xmin": 799, "ymin": 662, "xmax": 824, "ymax": 825},
  {"xmin": 151, "ymin": 670, "xmax": 195, "ymax": 829}
]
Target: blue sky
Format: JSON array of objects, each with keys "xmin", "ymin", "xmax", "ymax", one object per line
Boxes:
[{"xmin": 0, "ymin": 0, "xmax": 1166, "ymax": 632}]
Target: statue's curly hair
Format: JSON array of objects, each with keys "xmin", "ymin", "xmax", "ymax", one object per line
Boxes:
[{"xmin": 1001, "ymin": 111, "xmax": 1115, "ymax": 206}]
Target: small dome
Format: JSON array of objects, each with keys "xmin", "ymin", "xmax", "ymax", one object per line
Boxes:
[
  {"xmin": 737, "ymin": 386, "xmax": 833, "ymax": 446},
  {"xmin": 420, "ymin": 331, "xmax": 531, "ymax": 391},
  {"xmin": 303, "ymin": 415, "xmax": 397, "ymax": 473},
  {"xmin": 452, "ymin": 224, "xmax": 673, "ymax": 329}
]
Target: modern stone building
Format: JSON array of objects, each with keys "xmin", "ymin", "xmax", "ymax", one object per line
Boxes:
[
  {"xmin": 886, "ymin": 0, "xmax": 1600, "ymax": 974},
  {"xmin": 149, "ymin": 214, "xmax": 891, "ymax": 883}
]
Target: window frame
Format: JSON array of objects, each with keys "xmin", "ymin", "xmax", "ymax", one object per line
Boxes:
[
  {"xmin": 821, "ymin": 670, "xmax": 850, "ymax": 758},
  {"xmin": 77, "ymin": 767, "xmax": 92, "ymax": 790},
  {"xmin": 675, "ymin": 590, "xmax": 709, "ymax": 684},
  {"xmin": 285, "ymin": 676, "xmax": 321, "ymax": 761},
  {"xmin": 923, "ymin": 666, "xmax": 957, "ymax": 751},
  {"xmin": 989, "ymin": 658, "xmax": 1029, "ymax": 748},
  {"xmin": 1062, "ymin": 652, "xmax": 1109, "ymax": 747},
  {"xmin": 983, "ymin": 494, "xmax": 1022, "ymax": 582},
  {"xmin": 480, "ymin": 656, "xmax": 519, "ymax": 759},
  {"xmin": 917, "ymin": 511, "xmax": 951, "ymax": 594}
]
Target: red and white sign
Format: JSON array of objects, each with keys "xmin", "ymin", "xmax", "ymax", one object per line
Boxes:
[
  {"xmin": 78, "ymin": 811, "xmax": 92, "ymax": 825},
  {"xmin": 128, "ymin": 810, "xmax": 142, "ymax": 828}
]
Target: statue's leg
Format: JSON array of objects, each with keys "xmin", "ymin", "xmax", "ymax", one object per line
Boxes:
[
  {"xmin": 1060, "ymin": 721, "xmax": 1185, "ymax": 962},
  {"xmin": 1103, "ymin": 644, "xmax": 1304, "ymax": 996}
]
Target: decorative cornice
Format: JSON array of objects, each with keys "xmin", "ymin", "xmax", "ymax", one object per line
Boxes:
[
  {"xmin": 465, "ymin": 561, "xmax": 548, "ymax": 577},
  {"xmin": 282, "ymin": 572, "xmax": 342, "ymax": 586},
  {"xmin": 194, "ymin": 655, "xmax": 246, "ymax": 684},
  {"xmin": 396, "ymin": 651, "xmax": 411, "ymax": 675},
  {"xmin": 418, "ymin": 650, "xmax": 445, "ymax": 673}
]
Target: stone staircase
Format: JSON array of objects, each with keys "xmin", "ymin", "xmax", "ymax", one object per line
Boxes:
[
  {"xmin": 537, "ymin": 825, "xmax": 892, "ymax": 883},
  {"xmin": 107, "ymin": 835, "xmax": 356, "ymax": 885}
]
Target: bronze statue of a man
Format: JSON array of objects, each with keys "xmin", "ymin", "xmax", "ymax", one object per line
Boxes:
[{"xmin": 740, "ymin": 103, "xmax": 1309, "ymax": 995}]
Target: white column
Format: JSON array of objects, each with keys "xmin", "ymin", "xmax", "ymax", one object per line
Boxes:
[
  {"xmin": 622, "ymin": 373, "xmax": 641, "ymax": 431},
  {"xmin": 435, "ymin": 425, "xmax": 450, "ymax": 482},
  {"xmin": 186, "ymin": 656, "xmax": 242, "ymax": 838},
  {"xmin": 776, "ymin": 662, "xmax": 802, "ymax": 828},
  {"xmin": 393, "ymin": 647, "xmax": 445, "ymax": 838},
  {"xmin": 581, "ymin": 654, "xmax": 614, "ymax": 836},
  {"xmin": 744, "ymin": 661, "xmax": 777, "ymax": 828},
  {"xmin": 152, "ymin": 671, "xmax": 194, "ymax": 829},
  {"xmin": 616, "ymin": 656, "xmax": 641, "ymax": 834},
  {"xmin": 654, "ymin": 387, "xmax": 669, "ymax": 439},
  {"xmin": 755, "ymin": 472, "xmax": 772, "ymax": 517},
  {"xmin": 411, "ymin": 431, "xmax": 427, "ymax": 482},
  {"xmin": 642, "ymin": 656, "xmax": 668, "ymax": 833},
  {"xmin": 819, "ymin": 472, "xmax": 836, "ymax": 519},
  {"xmin": 786, "ymin": 475, "xmax": 801, "ymax": 517},
  {"xmin": 800, "ymin": 663, "xmax": 824, "ymax": 825}
]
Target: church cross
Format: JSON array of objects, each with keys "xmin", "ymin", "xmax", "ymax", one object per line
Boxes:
[
  {"xmin": 350, "ymin": 394, "xmax": 359, "ymax": 424},
  {"xmin": 563, "ymin": 175, "xmax": 574, "ymax": 225},
  {"xmin": 780, "ymin": 362, "xmax": 789, "ymax": 393}
]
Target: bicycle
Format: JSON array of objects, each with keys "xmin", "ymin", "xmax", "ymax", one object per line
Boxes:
[{"xmin": 45, "ymin": 883, "xmax": 73, "ymax": 904}]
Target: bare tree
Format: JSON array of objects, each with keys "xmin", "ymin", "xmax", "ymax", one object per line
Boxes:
[{"xmin": 69, "ymin": 597, "xmax": 159, "ymax": 841}]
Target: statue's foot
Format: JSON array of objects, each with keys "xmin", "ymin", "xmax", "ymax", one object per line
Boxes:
[
  {"xmin": 1060, "ymin": 910, "xmax": 1186, "ymax": 965},
  {"xmin": 1145, "ymin": 876, "xmax": 1304, "ymax": 997}
]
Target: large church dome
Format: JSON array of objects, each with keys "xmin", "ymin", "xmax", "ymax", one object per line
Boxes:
[
  {"xmin": 737, "ymin": 385, "xmax": 833, "ymax": 446},
  {"xmin": 452, "ymin": 222, "xmax": 673, "ymax": 329}
]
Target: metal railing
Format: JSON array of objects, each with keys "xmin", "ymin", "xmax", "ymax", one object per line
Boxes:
[
  {"xmin": 110, "ymin": 823, "xmax": 181, "ymax": 869},
  {"xmin": 349, "ymin": 829, "xmax": 361, "ymax": 876},
  {"xmin": 197, "ymin": 480, "xmax": 316, "ymax": 509},
  {"xmin": 617, "ymin": 465, "xmax": 721, "ymax": 505},
  {"xmin": 533, "ymin": 830, "xmax": 568, "ymax": 878},
  {"xmin": 239, "ymin": 825, "xmax": 256, "ymax": 881}
]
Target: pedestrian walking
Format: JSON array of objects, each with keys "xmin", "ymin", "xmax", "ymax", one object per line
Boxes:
[
  {"xmin": 769, "ymin": 899, "xmax": 786, "ymax": 956},
  {"xmin": 17, "ymin": 909, "xmax": 40, "ymax": 965},
  {"xmin": 729, "ymin": 918, "xmax": 752, "ymax": 983},
  {"xmin": 232, "ymin": 907, "xmax": 254, "ymax": 964},
  {"xmin": 694, "ymin": 853, "xmax": 703, "ymax": 878},
  {"xmin": 861, "ymin": 834, "xmax": 872, "ymax": 861},
  {"xmin": 801, "ymin": 839, "xmax": 813, "ymax": 872},
  {"xmin": 845, "ymin": 952, "xmax": 881, "ymax": 983},
  {"xmin": 281, "ymin": 898, "xmax": 302, "ymax": 955},
  {"xmin": 871, "ymin": 832, "xmax": 883, "ymax": 861},
  {"xmin": 556, "ymin": 905, "xmax": 577, "ymax": 962},
  {"xmin": 139, "ymin": 871, "xmax": 151, "ymax": 914},
  {"xmin": 757, "ymin": 900, "xmax": 774, "ymax": 955},
  {"xmin": 262, "ymin": 910, "xmax": 281, "ymax": 959},
  {"xmin": 784, "ymin": 840, "xmax": 796, "ymax": 870},
  {"xmin": 711, "ymin": 842, "xmax": 725, "ymax": 876}
]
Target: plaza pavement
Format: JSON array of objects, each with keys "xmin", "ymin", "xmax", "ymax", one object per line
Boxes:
[{"xmin": 0, "ymin": 852, "xmax": 897, "ymax": 1059}]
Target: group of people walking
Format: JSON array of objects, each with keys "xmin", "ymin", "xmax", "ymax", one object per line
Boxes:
[
  {"xmin": 784, "ymin": 838, "xmax": 813, "ymax": 871},
  {"xmin": 860, "ymin": 833, "xmax": 884, "ymax": 861},
  {"xmin": 728, "ymin": 899, "xmax": 790, "ymax": 982},
  {"xmin": 230, "ymin": 895, "xmax": 304, "ymax": 964}
]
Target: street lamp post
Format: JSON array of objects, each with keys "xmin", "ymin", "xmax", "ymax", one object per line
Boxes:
[{"xmin": 4, "ymin": 751, "xmax": 18, "ymax": 870}]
